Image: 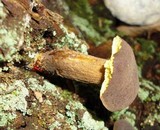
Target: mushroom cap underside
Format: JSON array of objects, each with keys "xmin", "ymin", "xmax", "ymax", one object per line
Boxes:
[{"xmin": 100, "ymin": 36, "xmax": 139, "ymax": 111}]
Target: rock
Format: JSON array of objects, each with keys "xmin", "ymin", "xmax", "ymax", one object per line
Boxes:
[{"xmin": 104, "ymin": 0, "xmax": 160, "ymax": 25}]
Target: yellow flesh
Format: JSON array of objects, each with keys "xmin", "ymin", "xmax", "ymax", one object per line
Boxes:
[{"xmin": 100, "ymin": 36, "xmax": 122, "ymax": 96}]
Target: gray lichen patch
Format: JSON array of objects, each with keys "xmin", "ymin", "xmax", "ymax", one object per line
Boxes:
[
  {"xmin": 0, "ymin": 79, "xmax": 29, "ymax": 127},
  {"xmin": 53, "ymin": 24, "xmax": 88, "ymax": 54},
  {"xmin": 80, "ymin": 112, "xmax": 108, "ymax": 130},
  {"xmin": 65, "ymin": 101, "xmax": 108, "ymax": 130},
  {"xmin": 0, "ymin": 112, "xmax": 17, "ymax": 127},
  {"xmin": 27, "ymin": 78, "xmax": 57, "ymax": 94},
  {"xmin": 0, "ymin": 28, "xmax": 21, "ymax": 62},
  {"xmin": 0, "ymin": 12, "xmax": 32, "ymax": 63},
  {"xmin": 0, "ymin": 80, "xmax": 29, "ymax": 113}
]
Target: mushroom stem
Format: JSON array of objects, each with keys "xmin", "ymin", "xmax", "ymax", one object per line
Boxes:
[{"xmin": 33, "ymin": 49, "xmax": 107, "ymax": 84}]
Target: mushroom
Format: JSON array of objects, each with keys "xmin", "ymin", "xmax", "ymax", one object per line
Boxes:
[
  {"xmin": 32, "ymin": 36, "xmax": 139, "ymax": 111},
  {"xmin": 100, "ymin": 36, "xmax": 139, "ymax": 111},
  {"xmin": 113, "ymin": 119, "xmax": 135, "ymax": 130}
]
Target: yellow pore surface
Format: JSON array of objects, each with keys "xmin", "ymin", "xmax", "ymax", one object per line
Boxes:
[{"xmin": 100, "ymin": 36, "xmax": 122, "ymax": 96}]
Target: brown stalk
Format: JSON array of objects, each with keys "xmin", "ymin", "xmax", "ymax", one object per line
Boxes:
[{"xmin": 34, "ymin": 49, "xmax": 106, "ymax": 85}]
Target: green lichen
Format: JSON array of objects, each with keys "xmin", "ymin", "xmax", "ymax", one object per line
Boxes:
[
  {"xmin": 0, "ymin": 12, "xmax": 32, "ymax": 63},
  {"xmin": 139, "ymin": 79, "xmax": 160, "ymax": 102},
  {"xmin": 138, "ymin": 87, "xmax": 149, "ymax": 102},
  {"xmin": 0, "ymin": 80, "xmax": 29, "ymax": 113},
  {"xmin": 79, "ymin": 112, "xmax": 108, "ymax": 130},
  {"xmin": 27, "ymin": 78, "xmax": 61, "ymax": 100},
  {"xmin": 0, "ymin": 112, "xmax": 16, "ymax": 127},
  {"xmin": 0, "ymin": 80, "xmax": 29, "ymax": 126},
  {"xmin": 65, "ymin": 101, "xmax": 84, "ymax": 127},
  {"xmin": 53, "ymin": 24, "xmax": 88, "ymax": 54},
  {"xmin": 61, "ymin": 90, "xmax": 73, "ymax": 101},
  {"xmin": 0, "ymin": 28, "xmax": 20, "ymax": 62},
  {"xmin": 28, "ymin": 78, "xmax": 57, "ymax": 93},
  {"xmin": 65, "ymin": 101, "xmax": 108, "ymax": 130}
]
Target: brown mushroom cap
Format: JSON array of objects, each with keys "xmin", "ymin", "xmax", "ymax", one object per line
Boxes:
[
  {"xmin": 100, "ymin": 36, "xmax": 139, "ymax": 111},
  {"xmin": 113, "ymin": 119, "xmax": 135, "ymax": 130}
]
